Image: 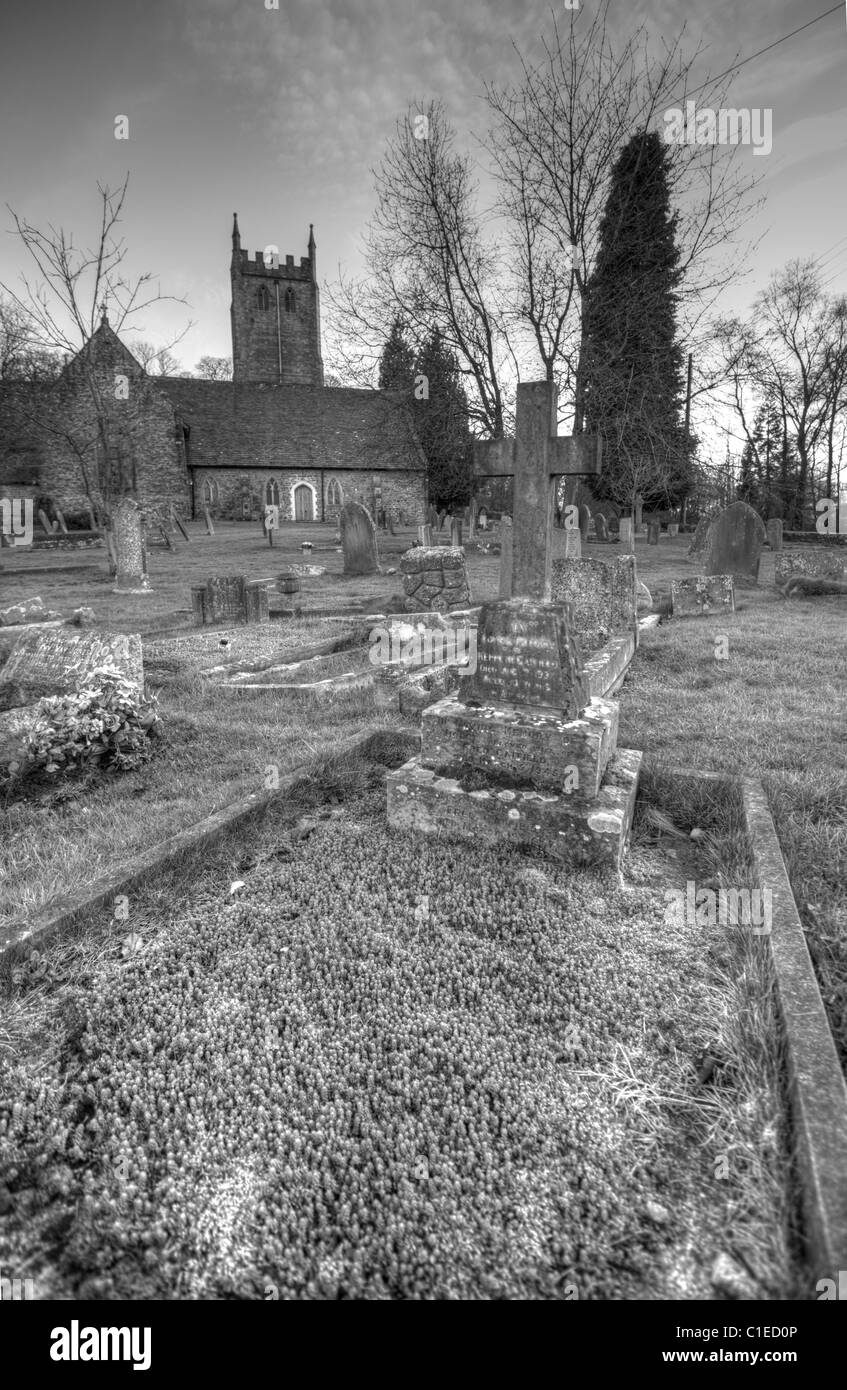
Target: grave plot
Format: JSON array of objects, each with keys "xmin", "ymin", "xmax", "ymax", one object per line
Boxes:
[{"xmin": 0, "ymin": 746, "xmax": 797, "ymax": 1302}]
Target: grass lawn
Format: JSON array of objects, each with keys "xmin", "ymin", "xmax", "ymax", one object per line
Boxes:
[
  {"xmin": 0, "ymin": 743, "xmax": 798, "ymax": 1300},
  {"xmin": 2, "ymin": 526, "xmax": 842, "ymax": 1075}
]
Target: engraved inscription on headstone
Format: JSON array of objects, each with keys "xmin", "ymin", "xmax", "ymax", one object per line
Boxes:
[{"xmin": 459, "ymin": 598, "xmax": 588, "ymax": 717}]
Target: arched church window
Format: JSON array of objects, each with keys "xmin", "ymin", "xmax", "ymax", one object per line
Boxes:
[
  {"xmin": 257, "ymin": 286, "xmax": 270, "ymax": 311},
  {"xmin": 202, "ymin": 478, "xmax": 219, "ymax": 504},
  {"xmin": 265, "ymin": 479, "xmax": 280, "ymax": 507},
  {"xmin": 285, "ymin": 287, "xmax": 295, "ymax": 313},
  {"xmin": 326, "ymin": 478, "xmax": 343, "ymax": 509}
]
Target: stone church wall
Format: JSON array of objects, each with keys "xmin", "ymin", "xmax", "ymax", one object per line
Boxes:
[{"xmin": 193, "ymin": 466, "xmax": 427, "ymax": 525}]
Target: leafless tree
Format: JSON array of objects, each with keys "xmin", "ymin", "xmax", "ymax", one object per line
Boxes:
[
  {"xmin": 325, "ymin": 101, "xmax": 513, "ymax": 438},
  {"xmin": 194, "ymin": 355, "xmax": 232, "ymax": 381},
  {"xmin": 483, "ymin": 0, "xmax": 765, "ymax": 431},
  {"xmin": 0, "ymin": 175, "xmax": 191, "ymax": 531}
]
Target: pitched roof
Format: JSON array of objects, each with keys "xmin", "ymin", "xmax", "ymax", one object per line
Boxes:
[{"xmin": 152, "ymin": 379, "xmax": 426, "ymax": 474}]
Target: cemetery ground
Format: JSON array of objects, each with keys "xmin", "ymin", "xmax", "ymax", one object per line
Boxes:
[{"xmin": 0, "ymin": 523, "xmax": 845, "ymax": 1299}]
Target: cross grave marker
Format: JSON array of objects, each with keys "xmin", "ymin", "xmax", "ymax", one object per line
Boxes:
[{"xmin": 473, "ymin": 380, "xmax": 602, "ymax": 601}]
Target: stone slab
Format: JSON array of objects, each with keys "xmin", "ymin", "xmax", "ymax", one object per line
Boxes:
[
  {"xmin": 386, "ymin": 747, "xmax": 642, "ymax": 869},
  {"xmin": 0, "ymin": 628, "xmax": 144, "ymax": 710},
  {"xmin": 671, "ymin": 575, "xmax": 736, "ymax": 617},
  {"xmin": 420, "ymin": 694, "xmax": 618, "ymax": 799},
  {"xmin": 191, "ymin": 576, "xmax": 270, "ymax": 626},
  {"xmin": 741, "ymin": 777, "xmax": 847, "ymax": 1284},
  {"xmin": 581, "ymin": 631, "xmax": 636, "ymax": 700}
]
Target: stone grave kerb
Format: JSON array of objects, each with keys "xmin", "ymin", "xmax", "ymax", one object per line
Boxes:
[{"xmin": 473, "ymin": 380, "xmax": 602, "ymax": 601}]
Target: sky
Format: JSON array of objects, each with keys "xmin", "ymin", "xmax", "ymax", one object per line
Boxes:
[{"xmin": 0, "ymin": 0, "xmax": 845, "ymax": 449}]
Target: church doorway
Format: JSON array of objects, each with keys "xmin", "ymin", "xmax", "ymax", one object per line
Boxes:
[{"xmin": 293, "ymin": 483, "xmax": 314, "ymax": 521}]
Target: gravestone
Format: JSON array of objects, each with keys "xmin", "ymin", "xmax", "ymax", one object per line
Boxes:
[
  {"xmin": 450, "ymin": 516, "xmax": 463, "ymax": 548},
  {"xmin": 460, "ymin": 598, "xmax": 587, "ymax": 717},
  {"xmin": 702, "ymin": 501, "xmax": 765, "ymax": 586},
  {"xmin": 774, "ymin": 549, "xmax": 847, "ymax": 587},
  {"xmin": 38, "ymin": 509, "xmax": 56, "ymax": 536},
  {"xmin": 478, "ymin": 508, "xmax": 488, "ymax": 531},
  {"xmin": 203, "ymin": 506, "xmax": 215, "ymax": 536},
  {"xmin": 113, "ymin": 497, "xmax": 149, "ymax": 592},
  {"xmin": 619, "ymin": 518, "xmax": 634, "ymax": 553},
  {"xmin": 191, "ymin": 575, "xmax": 269, "ymax": 626},
  {"xmin": 668, "ymin": 522, "xmax": 679, "ymax": 537},
  {"xmin": 400, "ymin": 546, "xmax": 471, "ymax": 612},
  {"xmin": 418, "ymin": 524, "xmax": 433, "ymax": 547},
  {"xmin": 426, "ymin": 503, "xmax": 439, "ymax": 530},
  {"xmin": 498, "ymin": 516, "xmax": 513, "ymax": 598},
  {"xmin": 340, "ymin": 501, "xmax": 379, "ymax": 575},
  {"xmin": 648, "ymin": 523, "xmax": 660, "ymax": 545},
  {"xmin": 688, "ymin": 515, "xmax": 711, "ymax": 557},
  {"xmin": 170, "ymin": 506, "xmax": 190, "ymax": 542},
  {"xmin": 467, "ymin": 498, "xmax": 478, "ymax": 541},
  {"xmin": 551, "ymin": 554, "xmax": 638, "ymax": 653},
  {"xmin": 473, "ymin": 380, "xmax": 601, "ymax": 601},
  {"xmin": 767, "ymin": 518, "xmax": 783, "ymax": 552},
  {"xmin": 579, "ymin": 504, "xmax": 591, "ymax": 543},
  {"xmin": 0, "ymin": 628, "xmax": 144, "ymax": 711},
  {"xmin": 54, "ymin": 507, "xmax": 69, "ymax": 535},
  {"xmin": 386, "ymin": 596, "xmax": 643, "ymax": 868},
  {"xmin": 671, "ymin": 575, "xmax": 735, "ymax": 617},
  {"xmin": 595, "ymin": 514, "xmax": 610, "ymax": 543}
]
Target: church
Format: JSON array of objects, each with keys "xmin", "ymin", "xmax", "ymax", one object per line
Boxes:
[{"xmin": 0, "ymin": 217, "xmax": 428, "ymax": 525}]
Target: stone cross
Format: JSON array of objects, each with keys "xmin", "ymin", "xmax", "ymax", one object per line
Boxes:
[{"xmin": 473, "ymin": 380, "xmax": 602, "ymax": 601}]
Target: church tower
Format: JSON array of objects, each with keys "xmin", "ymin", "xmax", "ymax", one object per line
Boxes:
[{"xmin": 230, "ymin": 216, "xmax": 324, "ymax": 386}]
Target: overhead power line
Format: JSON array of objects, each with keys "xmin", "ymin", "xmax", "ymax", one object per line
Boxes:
[{"xmin": 686, "ymin": 4, "xmax": 842, "ymax": 99}]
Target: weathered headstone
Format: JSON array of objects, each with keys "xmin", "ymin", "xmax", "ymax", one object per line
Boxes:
[
  {"xmin": 595, "ymin": 514, "xmax": 610, "ymax": 543},
  {"xmin": 0, "ymin": 628, "xmax": 144, "ymax": 710},
  {"xmin": 667, "ymin": 522, "xmax": 679, "ymax": 537},
  {"xmin": 113, "ymin": 497, "xmax": 149, "ymax": 592},
  {"xmin": 191, "ymin": 575, "xmax": 269, "ymax": 626},
  {"xmin": 418, "ymin": 524, "xmax": 434, "ymax": 547},
  {"xmin": 498, "ymin": 515, "xmax": 513, "ymax": 597},
  {"xmin": 38, "ymin": 509, "xmax": 56, "ymax": 536},
  {"xmin": 648, "ymin": 522, "xmax": 660, "ymax": 545},
  {"xmin": 467, "ymin": 497, "xmax": 478, "ymax": 541},
  {"xmin": 400, "ymin": 546, "xmax": 471, "ymax": 612},
  {"xmin": 767, "ymin": 518, "xmax": 783, "ymax": 552},
  {"xmin": 579, "ymin": 504, "xmax": 591, "ymax": 543},
  {"xmin": 203, "ymin": 505, "xmax": 216, "ymax": 536},
  {"xmin": 460, "ymin": 598, "xmax": 587, "ymax": 717},
  {"xmin": 450, "ymin": 516, "xmax": 463, "ymax": 548},
  {"xmin": 340, "ymin": 501, "xmax": 379, "ymax": 575},
  {"xmin": 702, "ymin": 501, "xmax": 765, "ymax": 586},
  {"xmin": 170, "ymin": 506, "xmax": 190, "ymax": 542},
  {"xmin": 688, "ymin": 515, "xmax": 711, "ymax": 557},
  {"xmin": 478, "ymin": 507, "xmax": 488, "ymax": 531},
  {"xmin": 473, "ymin": 380, "xmax": 601, "ymax": 601},
  {"xmin": 671, "ymin": 575, "xmax": 736, "ymax": 617},
  {"xmin": 774, "ymin": 548, "xmax": 847, "ymax": 586},
  {"xmin": 619, "ymin": 518, "xmax": 634, "ymax": 553},
  {"xmin": 427, "ymin": 504, "xmax": 439, "ymax": 530},
  {"xmin": 551, "ymin": 554, "xmax": 638, "ymax": 653},
  {"xmin": 54, "ymin": 507, "xmax": 69, "ymax": 534}
]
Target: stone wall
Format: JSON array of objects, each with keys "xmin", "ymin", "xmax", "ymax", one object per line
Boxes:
[{"xmin": 193, "ymin": 465, "xmax": 426, "ymax": 524}]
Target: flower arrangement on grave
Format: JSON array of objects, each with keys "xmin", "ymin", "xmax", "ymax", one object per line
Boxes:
[{"xmin": 5, "ymin": 664, "xmax": 160, "ymax": 785}]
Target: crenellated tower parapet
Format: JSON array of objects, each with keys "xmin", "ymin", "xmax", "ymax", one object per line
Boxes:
[{"xmin": 230, "ymin": 216, "xmax": 323, "ymax": 385}]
